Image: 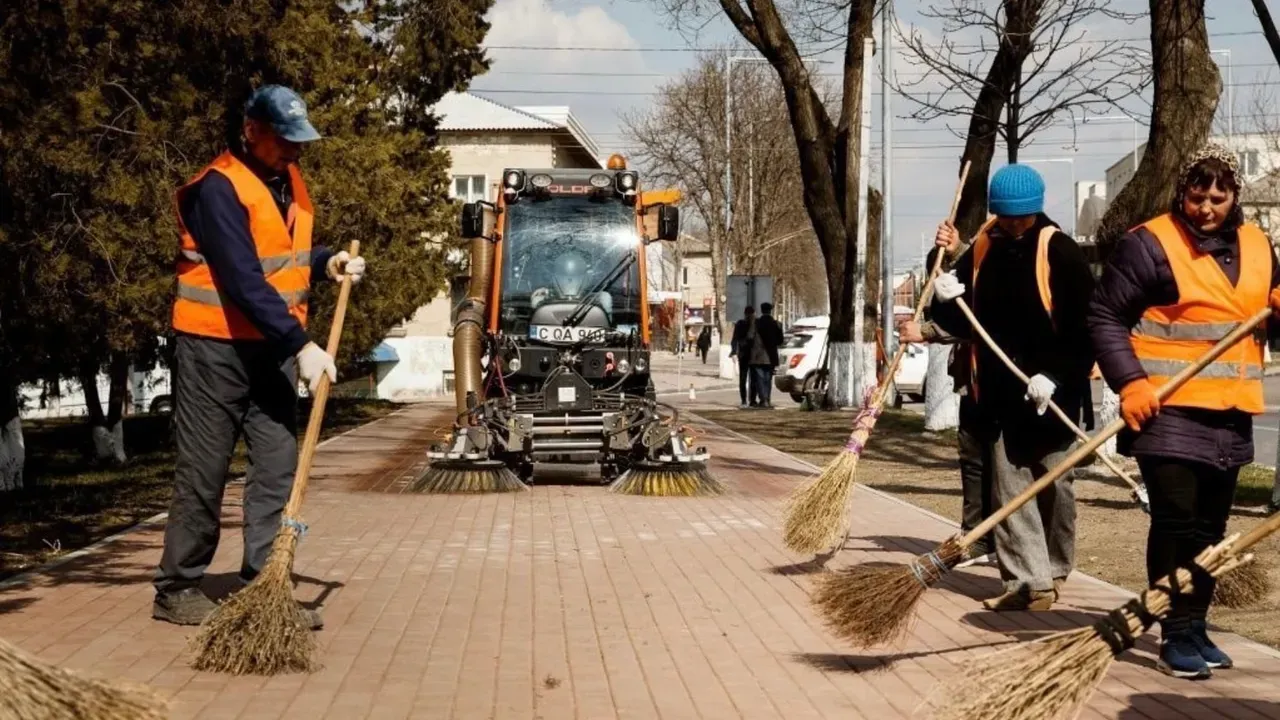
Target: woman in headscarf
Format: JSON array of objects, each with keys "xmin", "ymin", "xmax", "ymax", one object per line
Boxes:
[{"xmin": 1089, "ymin": 143, "xmax": 1280, "ymax": 680}]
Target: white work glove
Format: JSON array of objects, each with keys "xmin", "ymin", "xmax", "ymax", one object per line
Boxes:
[
  {"xmin": 1024, "ymin": 373, "xmax": 1057, "ymax": 416},
  {"xmin": 933, "ymin": 271, "xmax": 965, "ymax": 303},
  {"xmin": 326, "ymin": 251, "xmax": 366, "ymax": 284},
  {"xmin": 296, "ymin": 342, "xmax": 337, "ymax": 394}
]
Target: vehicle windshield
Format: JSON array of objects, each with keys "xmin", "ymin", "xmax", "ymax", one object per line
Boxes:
[{"xmin": 498, "ymin": 196, "xmax": 641, "ymax": 338}]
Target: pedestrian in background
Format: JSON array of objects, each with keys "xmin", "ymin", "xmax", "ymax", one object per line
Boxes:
[
  {"xmin": 697, "ymin": 325, "xmax": 712, "ymax": 364},
  {"xmin": 730, "ymin": 306, "xmax": 756, "ymax": 408},
  {"xmin": 751, "ymin": 302, "xmax": 784, "ymax": 408},
  {"xmin": 1089, "ymin": 144, "xmax": 1280, "ymax": 680}
]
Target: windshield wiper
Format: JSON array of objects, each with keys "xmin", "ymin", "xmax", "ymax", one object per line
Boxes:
[{"xmin": 562, "ymin": 249, "xmax": 636, "ymax": 328}]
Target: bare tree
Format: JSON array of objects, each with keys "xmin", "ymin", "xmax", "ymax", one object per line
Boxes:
[
  {"xmin": 1094, "ymin": 0, "xmax": 1219, "ymax": 251},
  {"xmin": 897, "ymin": 1, "xmax": 1147, "ymax": 236},
  {"xmin": 645, "ymin": 0, "xmax": 889, "ymax": 405},
  {"xmin": 623, "ymin": 54, "xmax": 827, "ymax": 338}
]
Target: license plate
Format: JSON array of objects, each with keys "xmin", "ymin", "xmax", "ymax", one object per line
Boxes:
[{"xmin": 528, "ymin": 325, "xmax": 606, "ymax": 344}]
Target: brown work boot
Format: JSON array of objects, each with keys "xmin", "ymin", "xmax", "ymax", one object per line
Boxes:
[
  {"xmin": 982, "ymin": 588, "xmax": 1056, "ymax": 612},
  {"xmin": 152, "ymin": 587, "xmax": 218, "ymax": 626}
]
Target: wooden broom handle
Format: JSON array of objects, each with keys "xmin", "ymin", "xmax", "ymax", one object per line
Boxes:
[
  {"xmin": 953, "ymin": 297, "xmax": 1142, "ymax": 493},
  {"xmin": 283, "ymin": 240, "xmax": 360, "ymax": 520},
  {"xmin": 871, "ymin": 160, "xmax": 971, "ymax": 407},
  {"xmin": 960, "ymin": 306, "xmax": 1271, "ymax": 548}
]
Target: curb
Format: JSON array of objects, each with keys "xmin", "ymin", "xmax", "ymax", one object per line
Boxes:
[
  {"xmin": 687, "ymin": 411, "xmax": 1280, "ymax": 662},
  {"xmin": 0, "ymin": 406, "xmax": 408, "ymax": 592}
]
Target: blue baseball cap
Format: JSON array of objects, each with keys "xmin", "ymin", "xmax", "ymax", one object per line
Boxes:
[{"xmin": 244, "ymin": 85, "xmax": 321, "ymax": 143}]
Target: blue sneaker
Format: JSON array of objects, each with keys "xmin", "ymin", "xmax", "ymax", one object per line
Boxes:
[
  {"xmin": 1190, "ymin": 620, "xmax": 1233, "ymax": 669},
  {"xmin": 1157, "ymin": 632, "xmax": 1212, "ymax": 680}
]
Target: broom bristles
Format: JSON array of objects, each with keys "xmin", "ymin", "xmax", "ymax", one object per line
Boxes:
[
  {"xmin": 0, "ymin": 636, "xmax": 169, "ymax": 720},
  {"xmin": 190, "ymin": 529, "xmax": 318, "ymax": 675},
  {"xmin": 783, "ymin": 450, "xmax": 861, "ymax": 554},
  {"xmin": 1212, "ymin": 558, "xmax": 1271, "ymax": 608},
  {"xmin": 923, "ymin": 626, "xmax": 1112, "ymax": 720},
  {"xmin": 609, "ymin": 463, "xmax": 722, "ymax": 496},
  {"xmin": 811, "ymin": 537, "xmax": 963, "ymax": 647},
  {"xmin": 411, "ymin": 462, "xmax": 528, "ymax": 493}
]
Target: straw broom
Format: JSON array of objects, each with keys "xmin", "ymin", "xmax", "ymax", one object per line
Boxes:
[
  {"xmin": 955, "ymin": 295, "xmax": 1272, "ymax": 606},
  {"xmin": 810, "ymin": 307, "xmax": 1272, "ymax": 648},
  {"xmin": 190, "ymin": 240, "xmax": 361, "ymax": 676},
  {"xmin": 0, "ymin": 634, "xmax": 169, "ymax": 719},
  {"xmin": 782, "ymin": 160, "xmax": 972, "ymax": 555},
  {"xmin": 926, "ymin": 510, "xmax": 1280, "ymax": 720}
]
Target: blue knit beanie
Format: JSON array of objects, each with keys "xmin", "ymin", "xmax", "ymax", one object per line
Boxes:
[{"xmin": 988, "ymin": 164, "xmax": 1046, "ymax": 217}]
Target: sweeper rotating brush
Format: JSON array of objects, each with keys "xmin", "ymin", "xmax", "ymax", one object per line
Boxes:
[
  {"xmin": 609, "ymin": 459, "xmax": 722, "ymax": 497},
  {"xmin": 411, "ymin": 459, "xmax": 528, "ymax": 494}
]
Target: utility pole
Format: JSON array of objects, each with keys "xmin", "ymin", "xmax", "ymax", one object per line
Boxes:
[
  {"xmin": 850, "ymin": 34, "xmax": 873, "ymax": 406},
  {"xmin": 880, "ymin": 1, "xmax": 895, "ymax": 361}
]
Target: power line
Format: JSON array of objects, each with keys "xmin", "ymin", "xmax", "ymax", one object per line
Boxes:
[{"xmin": 483, "ymin": 29, "xmax": 1262, "ymax": 53}]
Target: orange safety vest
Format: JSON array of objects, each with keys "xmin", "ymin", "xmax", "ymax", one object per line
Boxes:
[
  {"xmin": 1129, "ymin": 213, "xmax": 1268, "ymax": 414},
  {"xmin": 171, "ymin": 151, "xmax": 314, "ymax": 340},
  {"xmin": 967, "ymin": 218, "xmax": 1058, "ymax": 398}
]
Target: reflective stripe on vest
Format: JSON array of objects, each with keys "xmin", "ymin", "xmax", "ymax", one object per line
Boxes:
[
  {"xmin": 170, "ymin": 151, "xmax": 314, "ymax": 341},
  {"xmin": 968, "ymin": 219, "xmax": 1059, "ymax": 399},
  {"xmin": 1129, "ymin": 213, "xmax": 1268, "ymax": 414}
]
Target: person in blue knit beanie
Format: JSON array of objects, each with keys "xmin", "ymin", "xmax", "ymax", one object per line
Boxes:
[{"xmin": 918, "ymin": 163, "xmax": 1096, "ymax": 613}]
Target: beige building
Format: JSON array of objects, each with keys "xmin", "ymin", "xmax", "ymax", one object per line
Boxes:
[{"xmin": 373, "ymin": 92, "xmax": 605, "ymax": 401}]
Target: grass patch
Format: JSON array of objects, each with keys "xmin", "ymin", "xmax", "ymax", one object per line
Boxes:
[
  {"xmin": 1237, "ymin": 463, "xmax": 1276, "ymax": 507},
  {"xmin": 0, "ymin": 398, "xmax": 397, "ymax": 580}
]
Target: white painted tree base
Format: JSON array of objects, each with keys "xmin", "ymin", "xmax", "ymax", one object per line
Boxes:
[
  {"xmin": 1098, "ymin": 386, "xmax": 1120, "ymax": 459},
  {"xmin": 91, "ymin": 422, "xmax": 127, "ymax": 465},
  {"xmin": 924, "ymin": 344, "xmax": 960, "ymax": 431},
  {"xmin": 828, "ymin": 342, "xmax": 877, "ymax": 408},
  {"xmin": 0, "ymin": 416, "xmax": 24, "ymax": 492}
]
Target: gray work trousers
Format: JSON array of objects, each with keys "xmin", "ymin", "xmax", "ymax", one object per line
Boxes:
[
  {"xmin": 154, "ymin": 334, "xmax": 299, "ymax": 595},
  {"xmin": 991, "ymin": 430, "xmax": 1077, "ymax": 593}
]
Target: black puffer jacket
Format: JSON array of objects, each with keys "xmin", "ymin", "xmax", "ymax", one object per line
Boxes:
[
  {"xmin": 1088, "ymin": 210, "xmax": 1280, "ymax": 469},
  {"xmin": 931, "ymin": 213, "xmax": 1097, "ymax": 444}
]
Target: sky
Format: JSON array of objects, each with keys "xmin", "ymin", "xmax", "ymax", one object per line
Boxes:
[{"xmin": 470, "ymin": 0, "xmax": 1280, "ymax": 275}]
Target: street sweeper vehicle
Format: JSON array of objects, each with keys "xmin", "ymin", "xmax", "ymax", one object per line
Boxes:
[{"xmin": 417, "ymin": 155, "xmax": 719, "ymax": 495}]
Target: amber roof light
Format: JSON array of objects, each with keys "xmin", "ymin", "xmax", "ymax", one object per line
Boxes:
[{"xmin": 606, "ymin": 154, "xmax": 627, "ymax": 170}]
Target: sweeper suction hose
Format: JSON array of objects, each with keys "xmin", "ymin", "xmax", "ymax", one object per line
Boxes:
[{"xmin": 453, "ymin": 235, "xmax": 493, "ymax": 416}]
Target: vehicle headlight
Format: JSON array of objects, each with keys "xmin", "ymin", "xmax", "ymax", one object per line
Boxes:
[
  {"xmin": 616, "ymin": 359, "xmax": 632, "ymax": 374},
  {"xmin": 635, "ymin": 356, "xmax": 648, "ymax": 372},
  {"xmin": 507, "ymin": 356, "xmax": 522, "ymax": 372},
  {"xmin": 589, "ymin": 173, "xmax": 612, "ymax": 188},
  {"xmin": 530, "ymin": 173, "xmax": 552, "ymax": 189}
]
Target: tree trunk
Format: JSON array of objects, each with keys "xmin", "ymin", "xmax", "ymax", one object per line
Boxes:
[
  {"xmin": 1251, "ymin": 0, "xmax": 1280, "ymax": 69},
  {"xmin": 81, "ymin": 354, "xmax": 130, "ymax": 465},
  {"xmin": 0, "ymin": 379, "xmax": 23, "ymax": 493},
  {"xmin": 1094, "ymin": 0, "xmax": 1219, "ymax": 256},
  {"xmin": 924, "ymin": 344, "xmax": 959, "ymax": 431}
]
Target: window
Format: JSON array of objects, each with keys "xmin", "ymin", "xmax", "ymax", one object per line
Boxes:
[
  {"xmin": 451, "ymin": 175, "xmax": 487, "ymax": 202},
  {"xmin": 682, "ymin": 267, "xmax": 689, "ymax": 285},
  {"xmin": 1236, "ymin": 151, "xmax": 1260, "ymax": 178}
]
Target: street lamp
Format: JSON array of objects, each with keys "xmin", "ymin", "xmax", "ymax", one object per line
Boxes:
[
  {"xmin": 1022, "ymin": 157, "xmax": 1076, "ymax": 237},
  {"xmin": 1210, "ymin": 49, "xmax": 1234, "ymax": 142}
]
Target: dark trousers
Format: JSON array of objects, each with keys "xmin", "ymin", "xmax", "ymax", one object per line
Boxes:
[
  {"xmin": 738, "ymin": 358, "xmax": 752, "ymax": 404},
  {"xmin": 1138, "ymin": 456, "xmax": 1239, "ymax": 635},
  {"xmin": 750, "ymin": 365, "xmax": 773, "ymax": 405},
  {"xmin": 958, "ymin": 396, "xmax": 995, "ymax": 554},
  {"xmin": 154, "ymin": 334, "xmax": 299, "ymax": 595},
  {"xmin": 699, "ymin": 347, "xmax": 708, "ymax": 364}
]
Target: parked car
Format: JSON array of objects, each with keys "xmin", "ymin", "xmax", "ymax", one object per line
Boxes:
[{"xmin": 774, "ymin": 315, "xmax": 928, "ymax": 405}]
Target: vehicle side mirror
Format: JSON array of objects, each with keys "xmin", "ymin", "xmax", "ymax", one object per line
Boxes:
[
  {"xmin": 460, "ymin": 202, "xmax": 483, "ymax": 238},
  {"xmin": 657, "ymin": 205, "xmax": 679, "ymax": 241}
]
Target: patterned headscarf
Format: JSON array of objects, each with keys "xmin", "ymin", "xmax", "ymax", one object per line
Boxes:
[{"xmin": 1172, "ymin": 141, "xmax": 1244, "ymax": 231}]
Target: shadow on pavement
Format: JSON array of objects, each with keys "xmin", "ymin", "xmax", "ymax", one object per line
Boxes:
[
  {"xmin": 1117, "ymin": 695, "xmax": 1280, "ymax": 719},
  {"xmin": 791, "ymin": 638, "xmax": 1021, "ymax": 674}
]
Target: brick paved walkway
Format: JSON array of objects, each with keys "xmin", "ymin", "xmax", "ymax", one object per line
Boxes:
[{"xmin": 2, "ymin": 401, "xmax": 1280, "ymax": 719}]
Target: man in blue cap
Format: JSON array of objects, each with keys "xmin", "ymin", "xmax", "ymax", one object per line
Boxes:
[
  {"xmin": 152, "ymin": 85, "xmax": 367, "ymax": 627},
  {"xmin": 925, "ymin": 163, "xmax": 1095, "ymax": 612}
]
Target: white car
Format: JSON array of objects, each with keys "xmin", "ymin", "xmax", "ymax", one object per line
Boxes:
[{"xmin": 774, "ymin": 315, "xmax": 928, "ymax": 406}]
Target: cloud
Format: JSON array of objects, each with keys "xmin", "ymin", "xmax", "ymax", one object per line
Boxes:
[{"xmin": 484, "ymin": 0, "xmax": 645, "ymax": 73}]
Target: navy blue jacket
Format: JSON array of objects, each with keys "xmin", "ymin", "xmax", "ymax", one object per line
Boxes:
[
  {"xmin": 1088, "ymin": 212, "xmax": 1280, "ymax": 469},
  {"xmin": 178, "ymin": 151, "xmax": 332, "ymax": 358}
]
